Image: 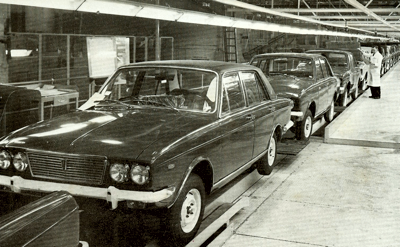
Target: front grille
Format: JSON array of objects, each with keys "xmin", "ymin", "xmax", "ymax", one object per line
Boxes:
[{"xmin": 27, "ymin": 151, "xmax": 107, "ymax": 185}]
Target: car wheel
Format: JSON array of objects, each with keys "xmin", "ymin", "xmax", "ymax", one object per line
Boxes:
[
  {"xmin": 339, "ymin": 89, "xmax": 348, "ymax": 107},
  {"xmin": 324, "ymin": 99, "xmax": 335, "ymax": 123},
  {"xmin": 257, "ymin": 132, "xmax": 277, "ymax": 175},
  {"xmin": 165, "ymin": 174, "xmax": 205, "ymax": 246},
  {"xmin": 351, "ymin": 83, "xmax": 359, "ymax": 100},
  {"xmin": 295, "ymin": 109, "xmax": 313, "ymax": 141}
]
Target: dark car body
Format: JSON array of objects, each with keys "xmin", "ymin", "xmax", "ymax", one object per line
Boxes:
[
  {"xmin": 0, "ymin": 84, "xmax": 41, "ymax": 137},
  {"xmin": 249, "ymin": 53, "xmax": 339, "ymax": 140},
  {"xmin": 0, "ymin": 60, "xmax": 292, "ymax": 245},
  {"xmin": 0, "ymin": 191, "xmax": 81, "ymax": 247},
  {"xmin": 306, "ymin": 49, "xmax": 361, "ymax": 106}
]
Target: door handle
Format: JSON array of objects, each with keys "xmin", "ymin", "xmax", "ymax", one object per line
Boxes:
[{"xmin": 246, "ymin": 114, "xmax": 255, "ymax": 121}]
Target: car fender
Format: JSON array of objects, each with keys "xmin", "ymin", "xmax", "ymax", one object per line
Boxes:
[
  {"xmin": 298, "ymin": 99, "xmax": 316, "ymax": 121},
  {"xmin": 166, "ymin": 156, "xmax": 214, "ymax": 209},
  {"xmin": 271, "ymin": 124, "xmax": 283, "ymax": 141}
]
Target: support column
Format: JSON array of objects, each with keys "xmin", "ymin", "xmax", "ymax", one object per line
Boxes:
[
  {"xmin": 0, "ymin": 4, "xmax": 8, "ymax": 84},
  {"xmin": 155, "ymin": 0, "xmax": 161, "ymax": 61}
]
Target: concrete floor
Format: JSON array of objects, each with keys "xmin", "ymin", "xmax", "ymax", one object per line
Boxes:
[{"xmin": 220, "ymin": 63, "xmax": 400, "ymax": 247}]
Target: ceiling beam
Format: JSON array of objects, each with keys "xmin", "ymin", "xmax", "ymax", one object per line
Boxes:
[
  {"xmin": 214, "ymin": 0, "xmax": 377, "ymax": 35},
  {"xmin": 227, "ymin": 8, "xmax": 400, "ymax": 13},
  {"xmin": 311, "ymin": 16, "xmax": 400, "ymax": 20},
  {"xmin": 343, "ymin": 0, "xmax": 400, "ymax": 32},
  {"xmin": 328, "ymin": 21, "xmax": 400, "ymax": 25}
]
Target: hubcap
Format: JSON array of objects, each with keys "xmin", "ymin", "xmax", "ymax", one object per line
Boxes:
[
  {"xmin": 304, "ymin": 116, "xmax": 312, "ymax": 138},
  {"xmin": 180, "ymin": 188, "xmax": 201, "ymax": 233},
  {"xmin": 267, "ymin": 136, "xmax": 276, "ymax": 166}
]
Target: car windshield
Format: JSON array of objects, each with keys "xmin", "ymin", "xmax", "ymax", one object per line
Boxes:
[
  {"xmin": 253, "ymin": 57, "xmax": 313, "ymax": 78},
  {"xmin": 98, "ymin": 67, "xmax": 218, "ymax": 113},
  {"xmin": 324, "ymin": 53, "xmax": 349, "ymax": 71}
]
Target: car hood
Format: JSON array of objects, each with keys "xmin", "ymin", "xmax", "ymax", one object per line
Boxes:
[
  {"xmin": 268, "ymin": 75, "xmax": 313, "ymax": 98},
  {"xmin": 2, "ymin": 110, "xmax": 211, "ymax": 160}
]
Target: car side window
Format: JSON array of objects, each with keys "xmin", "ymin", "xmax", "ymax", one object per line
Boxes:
[
  {"xmin": 240, "ymin": 71, "xmax": 268, "ymax": 106},
  {"xmin": 315, "ymin": 59, "xmax": 324, "ymax": 80},
  {"xmin": 221, "ymin": 73, "xmax": 246, "ymax": 115},
  {"xmin": 321, "ymin": 58, "xmax": 333, "ymax": 77},
  {"xmin": 319, "ymin": 58, "xmax": 329, "ymax": 78}
]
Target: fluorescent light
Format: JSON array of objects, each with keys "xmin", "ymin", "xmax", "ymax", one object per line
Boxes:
[
  {"xmin": 137, "ymin": 6, "xmax": 183, "ymax": 21},
  {"xmin": 79, "ymin": 0, "xmax": 142, "ymax": 16},
  {"xmin": 208, "ymin": 15, "xmax": 236, "ymax": 27},
  {"xmin": 178, "ymin": 12, "xmax": 213, "ymax": 24},
  {"xmin": 0, "ymin": 0, "xmax": 84, "ymax": 10},
  {"xmin": 8, "ymin": 49, "xmax": 32, "ymax": 57},
  {"xmin": 1, "ymin": 0, "xmax": 390, "ymax": 40}
]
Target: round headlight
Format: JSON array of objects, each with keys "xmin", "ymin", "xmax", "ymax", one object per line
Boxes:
[
  {"xmin": 0, "ymin": 150, "xmax": 12, "ymax": 169},
  {"xmin": 130, "ymin": 165, "xmax": 150, "ymax": 185},
  {"xmin": 13, "ymin": 152, "xmax": 28, "ymax": 172},
  {"xmin": 110, "ymin": 163, "xmax": 129, "ymax": 183}
]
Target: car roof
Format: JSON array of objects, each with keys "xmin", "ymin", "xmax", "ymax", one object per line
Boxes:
[
  {"xmin": 119, "ymin": 60, "xmax": 258, "ymax": 74},
  {"xmin": 252, "ymin": 52, "xmax": 322, "ymax": 60},
  {"xmin": 306, "ymin": 49, "xmax": 353, "ymax": 55}
]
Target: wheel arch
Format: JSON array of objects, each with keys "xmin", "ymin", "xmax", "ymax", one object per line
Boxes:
[
  {"xmin": 308, "ymin": 101, "xmax": 316, "ymax": 117},
  {"xmin": 273, "ymin": 124, "xmax": 283, "ymax": 142},
  {"xmin": 191, "ymin": 160, "xmax": 213, "ymax": 195},
  {"xmin": 168, "ymin": 158, "xmax": 214, "ymax": 208}
]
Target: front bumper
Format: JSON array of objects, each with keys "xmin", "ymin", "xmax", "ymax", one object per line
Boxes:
[
  {"xmin": 0, "ymin": 175, "xmax": 174, "ymax": 209},
  {"xmin": 283, "ymin": 120, "xmax": 294, "ymax": 132},
  {"xmin": 290, "ymin": 111, "xmax": 304, "ymax": 122}
]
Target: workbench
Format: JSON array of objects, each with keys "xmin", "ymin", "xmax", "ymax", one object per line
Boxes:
[{"xmin": 20, "ymin": 84, "xmax": 79, "ymax": 121}]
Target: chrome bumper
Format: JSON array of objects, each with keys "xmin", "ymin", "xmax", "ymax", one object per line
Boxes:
[
  {"xmin": 283, "ymin": 120, "xmax": 294, "ymax": 132},
  {"xmin": 291, "ymin": 111, "xmax": 303, "ymax": 118},
  {"xmin": 0, "ymin": 175, "xmax": 174, "ymax": 209}
]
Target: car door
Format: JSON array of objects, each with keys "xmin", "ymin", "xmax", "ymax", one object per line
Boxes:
[
  {"xmin": 214, "ymin": 72, "xmax": 254, "ymax": 182},
  {"xmin": 320, "ymin": 57, "xmax": 339, "ymax": 105},
  {"xmin": 239, "ymin": 70, "xmax": 274, "ymax": 157},
  {"xmin": 315, "ymin": 58, "xmax": 330, "ymax": 115},
  {"xmin": 349, "ymin": 54, "xmax": 359, "ymax": 86}
]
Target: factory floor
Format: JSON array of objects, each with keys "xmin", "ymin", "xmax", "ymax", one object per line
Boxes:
[{"xmin": 220, "ymin": 62, "xmax": 400, "ymax": 247}]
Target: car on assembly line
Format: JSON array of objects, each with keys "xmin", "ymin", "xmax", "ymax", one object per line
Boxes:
[
  {"xmin": 306, "ymin": 49, "xmax": 361, "ymax": 106},
  {"xmin": 250, "ymin": 53, "xmax": 339, "ymax": 141},
  {"xmin": 0, "ymin": 60, "xmax": 293, "ymax": 246},
  {"xmin": 0, "ymin": 191, "xmax": 87, "ymax": 247}
]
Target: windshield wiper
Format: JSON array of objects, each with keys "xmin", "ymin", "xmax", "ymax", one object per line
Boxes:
[
  {"xmin": 133, "ymin": 98, "xmax": 179, "ymax": 112},
  {"xmin": 95, "ymin": 99, "xmax": 135, "ymax": 109},
  {"xmin": 119, "ymin": 96, "xmax": 180, "ymax": 112}
]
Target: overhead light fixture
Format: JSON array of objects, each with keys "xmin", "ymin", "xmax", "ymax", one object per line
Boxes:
[
  {"xmin": 78, "ymin": 0, "xmax": 142, "ymax": 16},
  {"xmin": 0, "ymin": 0, "xmax": 390, "ymax": 40},
  {"xmin": 213, "ymin": 0, "xmax": 380, "ymax": 36},
  {"xmin": 137, "ymin": 5, "xmax": 183, "ymax": 21}
]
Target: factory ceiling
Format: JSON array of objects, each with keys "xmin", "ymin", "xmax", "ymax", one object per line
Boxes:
[
  {"xmin": 224, "ymin": 0, "xmax": 400, "ymax": 34},
  {"xmin": 1, "ymin": 0, "xmax": 399, "ymax": 39}
]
